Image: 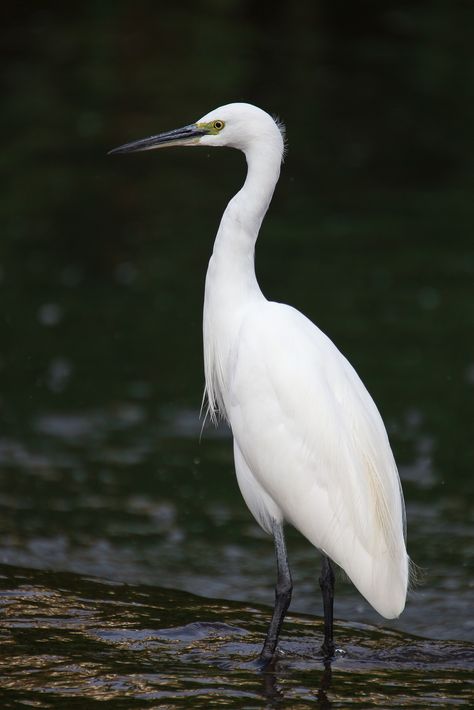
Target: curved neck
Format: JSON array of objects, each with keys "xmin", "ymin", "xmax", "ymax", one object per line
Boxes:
[
  {"xmin": 203, "ymin": 137, "xmax": 282, "ymax": 420},
  {"xmin": 212, "ymin": 143, "xmax": 282, "ymax": 269}
]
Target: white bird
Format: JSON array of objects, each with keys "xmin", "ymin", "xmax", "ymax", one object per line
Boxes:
[{"xmin": 110, "ymin": 103, "xmax": 409, "ymax": 666}]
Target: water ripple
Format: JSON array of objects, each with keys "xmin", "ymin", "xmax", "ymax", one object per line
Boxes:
[{"xmin": 0, "ymin": 565, "xmax": 472, "ymax": 708}]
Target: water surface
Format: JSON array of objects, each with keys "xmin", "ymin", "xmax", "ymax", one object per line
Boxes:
[{"xmin": 0, "ymin": 565, "xmax": 472, "ymax": 708}]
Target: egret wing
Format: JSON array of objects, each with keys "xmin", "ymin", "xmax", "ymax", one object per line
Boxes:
[{"xmin": 227, "ymin": 300, "xmax": 408, "ymax": 617}]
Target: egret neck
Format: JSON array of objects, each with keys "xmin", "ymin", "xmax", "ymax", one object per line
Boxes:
[{"xmin": 203, "ymin": 139, "xmax": 283, "ymax": 420}]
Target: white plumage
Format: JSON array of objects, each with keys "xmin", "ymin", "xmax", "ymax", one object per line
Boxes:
[
  {"xmin": 111, "ymin": 101, "xmax": 409, "ymax": 662},
  {"xmin": 201, "ymin": 103, "xmax": 408, "ymax": 620}
]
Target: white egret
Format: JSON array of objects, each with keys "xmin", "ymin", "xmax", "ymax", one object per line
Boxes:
[{"xmin": 110, "ymin": 103, "xmax": 409, "ymax": 666}]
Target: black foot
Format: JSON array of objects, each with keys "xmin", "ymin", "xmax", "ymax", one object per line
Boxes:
[
  {"xmin": 256, "ymin": 653, "xmax": 276, "ymax": 672},
  {"xmin": 321, "ymin": 639, "xmax": 335, "ymax": 660}
]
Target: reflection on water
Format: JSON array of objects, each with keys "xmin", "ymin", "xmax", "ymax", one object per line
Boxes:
[{"xmin": 0, "ymin": 565, "xmax": 472, "ymax": 708}]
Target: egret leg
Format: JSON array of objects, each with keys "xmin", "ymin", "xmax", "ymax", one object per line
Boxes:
[
  {"xmin": 319, "ymin": 554, "xmax": 335, "ymax": 657},
  {"xmin": 259, "ymin": 521, "xmax": 292, "ymax": 667}
]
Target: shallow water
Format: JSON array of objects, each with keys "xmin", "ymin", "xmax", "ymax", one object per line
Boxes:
[
  {"xmin": 1, "ymin": 1, "xmax": 474, "ymax": 706},
  {"xmin": 0, "ymin": 565, "xmax": 472, "ymax": 708},
  {"xmin": 0, "ymin": 411, "xmax": 472, "ymax": 647}
]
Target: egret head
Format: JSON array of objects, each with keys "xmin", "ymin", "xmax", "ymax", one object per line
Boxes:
[{"xmin": 109, "ymin": 103, "xmax": 285, "ymax": 160}]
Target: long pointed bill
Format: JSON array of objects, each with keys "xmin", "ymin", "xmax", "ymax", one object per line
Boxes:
[{"xmin": 108, "ymin": 124, "xmax": 208, "ymax": 155}]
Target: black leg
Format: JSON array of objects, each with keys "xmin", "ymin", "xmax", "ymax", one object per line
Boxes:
[
  {"xmin": 319, "ymin": 554, "xmax": 335, "ymax": 658},
  {"xmin": 259, "ymin": 520, "xmax": 292, "ymax": 667}
]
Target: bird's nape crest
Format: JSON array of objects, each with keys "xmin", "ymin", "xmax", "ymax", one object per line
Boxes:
[{"xmin": 272, "ymin": 114, "xmax": 288, "ymax": 160}]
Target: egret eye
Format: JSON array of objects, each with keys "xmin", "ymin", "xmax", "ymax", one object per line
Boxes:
[{"xmin": 213, "ymin": 120, "xmax": 225, "ymax": 131}]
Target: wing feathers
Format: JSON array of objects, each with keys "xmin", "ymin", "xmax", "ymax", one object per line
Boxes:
[{"xmin": 227, "ymin": 301, "xmax": 408, "ymax": 617}]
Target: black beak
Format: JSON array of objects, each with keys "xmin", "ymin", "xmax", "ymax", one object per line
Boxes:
[{"xmin": 108, "ymin": 124, "xmax": 208, "ymax": 155}]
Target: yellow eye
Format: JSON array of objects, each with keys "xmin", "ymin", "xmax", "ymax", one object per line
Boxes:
[{"xmin": 213, "ymin": 120, "xmax": 225, "ymax": 131}]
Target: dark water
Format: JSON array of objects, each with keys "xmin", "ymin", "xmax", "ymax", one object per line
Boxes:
[
  {"xmin": 0, "ymin": 565, "xmax": 472, "ymax": 708},
  {"xmin": 1, "ymin": 1, "xmax": 474, "ymax": 706}
]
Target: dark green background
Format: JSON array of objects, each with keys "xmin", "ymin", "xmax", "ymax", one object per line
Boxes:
[{"xmin": 0, "ymin": 2, "xmax": 473, "ymax": 705}]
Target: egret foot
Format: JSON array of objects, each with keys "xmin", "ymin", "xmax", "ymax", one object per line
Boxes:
[
  {"xmin": 255, "ymin": 653, "xmax": 276, "ymax": 672},
  {"xmin": 321, "ymin": 638, "xmax": 335, "ymax": 660}
]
